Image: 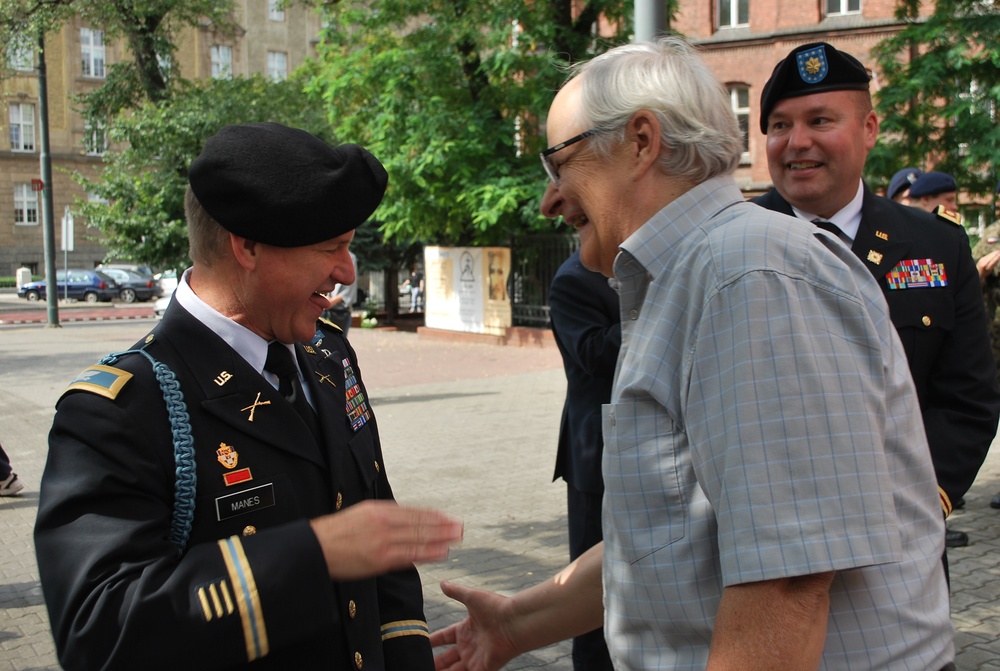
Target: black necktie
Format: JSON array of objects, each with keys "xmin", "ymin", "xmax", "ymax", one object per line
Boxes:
[
  {"xmin": 813, "ymin": 219, "xmax": 847, "ymax": 242},
  {"xmin": 265, "ymin": 342, "xmax": 322, "ymax": 440}
]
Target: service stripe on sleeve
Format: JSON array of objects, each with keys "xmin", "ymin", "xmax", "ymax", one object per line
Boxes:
[
  {"xmin": 218, "ymin": 536, "xmax": 270, "ymax": 661},
  {"xmin": 939, "ymin": 487, "xmax": 953, "ymax": 517},
  {"xmin": 380, "ymin": 619, "xmax": 430, "ymax": 640}
]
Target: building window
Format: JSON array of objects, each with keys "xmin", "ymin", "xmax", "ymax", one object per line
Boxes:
[
  {"xmin": 267, "ymin": 51, "xmax": 287, "ymax": 81},
  {"xmin": 9, "ymin": 103, "xmax": 36, "ymax": 152},
  {"xmin": 85, "ymin": 121, "xmax": 107, "ymax": 156},
  {"xmin": 81, "ymin": 27, "xmax": 106, "ymax": 78},
  {"xmin": 6, "ymin": 41, "xmax": 33, "ymax": 70},
  {"xmin": 211, "ymin": 45, "xmax": 233, "ymax": 79},
  {"xmin": 729, "ymin": 86, "xmax": 750, "ymax": 159},
  {"xmin": 719, "ymin": 0, "xmax": 749, "ymax": 27},
  {"xmin": 268, "ymin": 0, "xmax": 285, "ymax": 21},
  {"xmin": 826, "ymin": 0, "xmax": 861, "ymax": 14},
  {"xmin": 14, "ymin": 184, "xmax": 39, "ymax": 226}
]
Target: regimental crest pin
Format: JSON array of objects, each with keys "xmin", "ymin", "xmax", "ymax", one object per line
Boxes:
[
  {"xmin": 796, "ymin": 45, "xmax": 829, "ymax": 84},
  {"xmin": 217, "ymin": 442, "xmax": 239, "ymax": 469},
  {"xmin": 867, "ymin": 250, "xmax": 884, "ymax": 265}
]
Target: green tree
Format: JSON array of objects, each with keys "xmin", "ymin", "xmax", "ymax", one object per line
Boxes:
[
  {"xmin": 1, "ymin": 0, "xmax": 237, "ymax": 122},
  {"xmin": 868, "ymin": 0, "xmax": 1000, "ymax": 202},
  {"xmin": 73, "ymin": 75, "xmax": 329, "ymax": 271},
  {"xmin": 307, "ymin": 0, "xmax": 634, "ymax": 248}
]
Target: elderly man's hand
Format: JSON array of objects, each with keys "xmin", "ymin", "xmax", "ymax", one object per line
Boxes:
[
  {"xmin": 310, "ymin": 501, "xmax": 463, "ymax": 580},
  {"xmin": 431, "ymin": 580, "xmax": 520, "ymax": 671}
]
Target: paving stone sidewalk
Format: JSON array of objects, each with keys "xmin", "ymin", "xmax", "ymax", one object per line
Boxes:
[{"xmin": 1, "ymin": 321, "xmax": 999, "ymax": 669}]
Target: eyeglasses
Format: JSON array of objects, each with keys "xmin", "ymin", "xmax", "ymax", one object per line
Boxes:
[{"xmin": 540, "ymin": 128, "xmax": 602, "ymax": 185}]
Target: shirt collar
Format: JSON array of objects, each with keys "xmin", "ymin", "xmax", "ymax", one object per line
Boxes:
[
  {"xmin": 175, "ymin": 268, "xmax": 270, "ymax": 375},
  {"xmin": 790, "ymin": 180, "xmax": 864, "ymax": 243}
]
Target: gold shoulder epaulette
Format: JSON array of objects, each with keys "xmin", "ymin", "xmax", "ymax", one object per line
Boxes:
[
  {"xmin": 935, "ymin": 206, "xmax": 962, "ymax": 226},
  {"xmin": 64, "ymin": 364, "xmax": 133, "ymax": 400}
]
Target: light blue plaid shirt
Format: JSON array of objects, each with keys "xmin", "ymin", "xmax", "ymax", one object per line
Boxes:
[{"xmin": 602, "ymin": 175, "xmax": 952, "ymax": 669}]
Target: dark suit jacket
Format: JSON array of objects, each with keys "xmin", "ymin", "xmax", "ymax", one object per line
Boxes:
[
  {"xmin": 754, "ymin": 186, "xmax": 1000, "ymax": 510},
  {"xmin": 35, "ymin": 301, "xmax": 432, "ymax": 671},
  {"xmin": 550, "ymin": 250, "xmax": 622, "ymax": 494}
]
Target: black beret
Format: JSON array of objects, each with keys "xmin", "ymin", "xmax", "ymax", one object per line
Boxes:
[
  {"xmin": 760, "ymin": 42, "xmax": 871, "ymax": 134},
  {"xmin": 887, "ymin": 168, "xmax": 923, "ymax": 200},
  {"xmin": 188, "ymin": 122, "xmax": 388, "ymax": 247},
  {"xmin": 908, "ymin": 171, "xmax": 957, "ymax": 198}
]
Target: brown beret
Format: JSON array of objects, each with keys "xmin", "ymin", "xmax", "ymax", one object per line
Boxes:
[
  {"xmin": 760, "ymin": 42, "xmax": 870, "ymax": 134},
  {"xmin": 188, "ymin": 122, "xmax": 388, "ymax": 247}
]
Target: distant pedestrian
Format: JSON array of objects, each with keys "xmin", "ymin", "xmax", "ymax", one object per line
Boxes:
[{"xmin": 0, "ymin": 440, "xmax": 23, "ymax": 497}]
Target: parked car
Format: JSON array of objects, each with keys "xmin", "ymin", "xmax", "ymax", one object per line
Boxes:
[
  {"xmin": 17, "ymin": 269, "xmax": 119, "ymax": 303},
  {"xmin": 153, "ymin": 292, "xmax": 173, "ymax": 319},
  {"xmin": 154, "ymin": 269, "xmax": 178, "ymax": 297},
  {"xmin": 99, "ymin": 268, "xmax": 158, "ymax": 303},
  {"xmin": 98, "ymin": 262, "xmax": 156, "ymax": 278}
]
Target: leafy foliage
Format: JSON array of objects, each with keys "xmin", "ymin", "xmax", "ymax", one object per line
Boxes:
[
  {"xmin": 73, "ymin": 75, "xmax": 329, "ymax": 271},
  {"xmin": 307, "ymin": 0, "xmax": 633, "ymax": 247},
  {"xmin": 868, "ymin": 0, "xmax": 1000, "ymax": 201}
]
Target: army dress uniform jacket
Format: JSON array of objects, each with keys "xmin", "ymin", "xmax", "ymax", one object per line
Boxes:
[
  {"xmin": 754, "ymin": 186, "xmax": 1000, "ymax": 512},
  {"xmin": 34, "ymin": 300, "xmax": 434, "ymax": 671}
]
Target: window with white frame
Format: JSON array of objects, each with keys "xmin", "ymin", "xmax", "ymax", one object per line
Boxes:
[
  {"xmin": 6, "ymin": 41, "xmax": 33, "ymax": 70},
  {"xmin": 81, "ymin": 27, "xmax": 106, "ymax": 78},
  {"xmin": 268, "ymin": 0, "xmax": 285, "ymax": 21},
  {"xmin": 719, "ymin": 0, "xmax": 749, "ymax": 28},
  {"xmin": 729, "ymin": 86, "xmax": 750, "ymax": 159},
  {"xmin": 211, "ymin": 45, "xmax": 233, "ymax": 79},
  {"xmin": 14, "ymin": 183, "xmax": 39, "ymax": 225},
  {"xmin": 85, "ymin": 121, "xmax": 107, "ymax": 156},
  {"xmin": 267, "ymin": 51, "xmax": 287, "ymax": 81},
  {"xmin": 826, "ymin": 0, "xmax": 861, "ymax": 14},
  {"xmin": 9, "ymin": 103, "xmax": 36, "ymax": 152}
]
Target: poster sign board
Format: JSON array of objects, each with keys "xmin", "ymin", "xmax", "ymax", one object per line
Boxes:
[{"xmin": 424, "ymin": 246, "xmax": 512, "ymax": 336}]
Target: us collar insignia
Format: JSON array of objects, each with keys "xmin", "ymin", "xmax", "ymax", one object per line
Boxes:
[
  {"xmin": 315, "ymin": 370, "xmax": 336, "ymax": 387},
  {"xmin": 875, "ymin": 230, "xmax": 888, "ymax": 241},
  {"xmin": 886, "ymin": 258, "xmax": 948, "ymax": 290},
  {"xmin": 796, "ymin": 45, "xmax": 829, "ymax": 84},
  {"xmin": 214, "ymin": 370, "xmax": 233, "ymax": 387},
  {"xmin": 241, "ymin": 391, "xmax": 271, "ymax": 422}
]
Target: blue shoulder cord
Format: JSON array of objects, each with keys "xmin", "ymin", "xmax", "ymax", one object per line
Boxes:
[{"xmin": 100, "ymin": 347, "xmax": 196, "ymax": 555}]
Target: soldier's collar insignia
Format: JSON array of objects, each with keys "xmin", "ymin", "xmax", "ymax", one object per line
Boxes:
[
  {"xmin": 867, "ymin": 250, "xmax": 884, "ymax": 265},
  {"xmin": 241, "ymin": 391, "xmax": 271, "ymax": 422},
  {"xmin": 875, "ymin": 230, "xmax": 888, "ymax": 241},
  {"xmin": 796, "ymin": 45, "xmax": 829, "ymax": 84}
]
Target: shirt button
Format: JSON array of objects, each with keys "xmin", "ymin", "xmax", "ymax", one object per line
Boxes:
[
  {"xmin": 242, "ymin": 525, "xmax": 256, "ymax": 536},
  {"xmin": 354, "ymin": 652, "xmax": 363, "ymax": 669},
  {"xmin": 336, "ymin": 492, "xmax": 343, "ymax": 511},
  {"xmin": 629, "ymin": 309, "xmax": 639, "ymax": 320},
  {"xmin": 922, "ymin": 316, "xmax": 932, "ymax": 327},
  {"xmin": 348, "ymin": 600, "xmax": 357, "ymax": 619},
  {"xmin": 609, "ymin": 413, "xmax": 616, "ymax": 427}
]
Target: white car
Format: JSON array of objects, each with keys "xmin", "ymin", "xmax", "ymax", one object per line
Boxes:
[{"xmin": 153, "ymin": 292, "xmax": 173, "ymax": 319}]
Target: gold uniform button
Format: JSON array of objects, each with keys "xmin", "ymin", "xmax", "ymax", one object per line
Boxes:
[
  {"xmin": 374, "ymin": 460, "xmax": 380, "ymax": 473},
  {"xmin": 348, "ymin": 600, "xmax": 357, "ymax": 619},
  {"xmin": 242, "ymin": 525, "xmax": 257, "ymax": 536},
  {"xmin": 336, "ymin": 492, "xmax": 343, "ymax": 511},
  {"xmin": 922, "ymin": 316, "xmax": 932, "ymax": 327},
  {"xmin": 354, "ymin": 651, "xmax": 363, "ymax": 669}
]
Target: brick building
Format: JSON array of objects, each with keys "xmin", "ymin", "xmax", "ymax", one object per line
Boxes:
[
  {"xmin": 0, "ymin": 1, "xmax": 323, "ymax": 277},
  {"xmin": 675, "ymin": 0, "xmax": 933, "ymax": 195}
]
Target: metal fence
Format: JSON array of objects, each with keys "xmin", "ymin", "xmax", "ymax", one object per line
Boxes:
[{"xmin": 509, "ymin": 234, "xmax": 579, "ymax": 328}]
